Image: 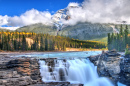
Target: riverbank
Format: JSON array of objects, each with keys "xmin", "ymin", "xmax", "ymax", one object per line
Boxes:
[
  {"xmin": 0, "ymin": 48, "xmax": 107, "ymax": 54},
  {"xmin": 0, "ymin": 55, "xmax": 83, "ymax": 86},
  {"xmin": 88, "ymin": 50, "xmax": 130, "ymax": 86},
  {"xmin": 66, "ymin": 48, "xmax": 107, "ymax": 51}
]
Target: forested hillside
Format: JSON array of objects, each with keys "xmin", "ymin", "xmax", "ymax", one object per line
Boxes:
[
  {"xmin": 16, "ymin": 22, "xmax": 114, "ymax": 42},
  {"xmin": 108, "ymin": 25, "xmax": 130, "ymax": 51},
  {"xmin": 0, "ymin": 31, "xmax": 106, "ymax": 51},
  {"xmin": 17, "ymin": 23, "xmax": 57, "ymax": 35}
]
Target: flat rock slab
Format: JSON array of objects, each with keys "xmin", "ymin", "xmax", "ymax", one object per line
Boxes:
[{"xmin": 29, "ymin": 84, "xmax": 83, "ymax": 86}]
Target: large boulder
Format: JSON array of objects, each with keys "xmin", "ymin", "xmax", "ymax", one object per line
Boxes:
[
  {"xmin": 119, "ymin": 54, "xmax": 130, "ymax": 85},
  {"xmin": 0, "ymin": 56, "xmax": 42, "ymax": 86},
  {"xmin": 88, "ymin": 50, "xmax": 121, "ymax": 86}
]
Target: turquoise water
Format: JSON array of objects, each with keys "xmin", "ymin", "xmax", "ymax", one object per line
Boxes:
[
  {"xmin": 13, "ymin": 51, "xmax": 126, "ymax": 86},
  {"xmin": 15, "ymin": 51, "xmax": 102, "ymax": 58}
]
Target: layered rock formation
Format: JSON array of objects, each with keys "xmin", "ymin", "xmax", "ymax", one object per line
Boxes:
[
  {"xmin": 88, "ymin": 50, "xmax": 130, "ymax": 86},
  {"xmin": 0, "ymin": 56, "xmax": 42, "ymax": 86},
  {"xmin": 0, "ymin": 55, "xmax": 83, "ymax": 86},
  {"xmin": 120, "ymin": 54, "xmax": 130, "ymax": 85}
]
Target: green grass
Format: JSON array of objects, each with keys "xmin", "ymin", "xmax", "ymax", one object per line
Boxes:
[
  {"xmin": 91, "ymin": 37, "xmax": 108, "ymax": 43},
  {"xmin": 125, "ymin": 48, "xmax": 130, "ymax": 55}
]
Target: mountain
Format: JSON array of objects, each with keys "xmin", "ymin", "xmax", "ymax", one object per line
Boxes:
[
  {"xmin": 0, "ymin": 28, "xmax": 12, "ymax": 32},
  {"xmin": 16, "ymin": 23, "xmax": 57, "ymax": 35},
  {"xmin": 16, "ymin": 6, "xmax": 118, "ymax": 42},
  {"xmin": 58, "ymin": 22, "xmax": 113, "ymax": 40},
  {"xmin": 16, "ymin": 22, "xmax": 114, "ymax": 42}
]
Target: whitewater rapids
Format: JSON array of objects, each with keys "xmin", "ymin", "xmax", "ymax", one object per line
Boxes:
[{"xmin": 39, "ymin": 58, "xmax": 114, "ymax": 86}]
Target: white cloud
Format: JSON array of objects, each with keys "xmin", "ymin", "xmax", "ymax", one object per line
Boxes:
[
  {"xmin": 68, "ymin": 2, "xmax": 79, "ymax": 7},
  {"xmin": 1, "ymin": 0, "xmax": 130, "ymax": 29},
  {"xmin": 0, "ymin": 9, "xmax": 53, "ymax": 27},
  {"xmin": 0, "ymin": 27, "xmax": 19, "ymax": 30},
  {"xmin": 62, "ymin": 0, "xmax": 130, "ymax": 25},
  {"xmin": 8, "ymin": 9, "xmax": 53, "ymax": 27},
  {"xmin": 0, "ymin": 15, "xmax": 8, "ymax": 26}
]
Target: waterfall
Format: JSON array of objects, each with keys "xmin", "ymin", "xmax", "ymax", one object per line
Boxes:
[{"xmin": 39, "ymin": 58, "xmax": 114, "ymax": 86}]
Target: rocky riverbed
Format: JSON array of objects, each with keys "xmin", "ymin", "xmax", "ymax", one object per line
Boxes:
[
  {"xmin": 0, "ymin": 54, "xmax": 83, "ymax": 86},
  {"xmin": 0, "ymin": 55, "xmax": 42, "ymax": 86},
  {"xmin": 88, "ymin": 50, "xmax": 130, "ymax": 86},
  {"xmin": 0, "ymin": 51, "xmax": 129, "ymax": 86}
]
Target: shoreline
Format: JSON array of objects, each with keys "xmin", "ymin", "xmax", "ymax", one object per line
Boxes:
[{"xmin": 0, "ymin": 48, "xmax": 106, "ymax": 55}]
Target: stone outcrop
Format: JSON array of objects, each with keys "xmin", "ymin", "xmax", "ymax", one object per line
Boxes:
[
  {"xmin": 88, "ymin": 50, "xmax": 130, "ymax": 86},
  {"xmin": 0, "ymin": 56, "xmax": 42, "ymax": 86},
  {"xmin": 119, "ymin": 54, "xmax": 130, "ymax": 85},
  {"xmin": 0, "ymin": 55, "xmax": 83, "ymax": 86}
]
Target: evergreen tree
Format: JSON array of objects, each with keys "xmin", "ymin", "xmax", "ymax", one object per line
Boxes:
[
  {"xmin": 11, "ymin": 34, "xmax": 14, "ymax": 51},
  {"xmin": 124, "ymin": 25, "xmax": 129, "ymax": 47},
  {"xmin": 63, "ymin": 42, "xmax": 66, "ymax": 51},
  {"xmin": 40, "ymin": 36, "xmax": 44, "ymax": 51},
  {"xmin": 108, "ymin": 33, "xmax": 111, "ymax": 50},
  {"xmin": 0, "ymin": 34, "xmax": 2, "ymax": 50},
  {"xmin": 36, "ymin": 36, "xmax": 39, "ymax": 51},
  {"xmin": 57, "ymin": 42, "xmax": 60, "ymax": 50},
  {"xmin": 120, "ymin": 24, "xmax": 123, "ymax": 35},
  {"xmin": 22, "ymin": 35, "xmax": 27, "ymax": 51},
  {"xmin": 18, "ymin": 32, "xmax": 21, "ymax": 50},
  {"xmin": 45, "ymin": 37, "xmax": 48, "ymax": 51}
]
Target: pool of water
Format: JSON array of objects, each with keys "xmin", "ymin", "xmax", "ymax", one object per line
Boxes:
[
  {"xmin": 11, "ymin": 51, "xmax": 126, "ymax": 86},
  {"xmin": 14, "ymin": 51, "xmax": 102, "ymax": 58}
]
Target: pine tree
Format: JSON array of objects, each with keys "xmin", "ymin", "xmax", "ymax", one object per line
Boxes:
[
  {"xmin": 11, "ymin": 34, "xmax": 14, "ymax": 51},
  {"xmin": 22, "ymin": 35, "xmax": 27, "ymax": 51},
  {"xmin": 0, "ymin": 34, "xmax": 2, "ymax": 50},
  {"xmin": 40, "ymin": 36, "xmax": 44, "ymax": 51},
  {"xmin": 120, "ymin": 24, "xmax": 123, "ymax": 35},
  {"xmin": 45, "ymin": 37, "xmax": 48, "ymax": 51},
  {"xmin": 124, "ymin": 25, "xmax": 129, "ymax": 47},
  {"xmin": 3, "ymin": 35, "xmax": 8, "ymax": 50},
  {"xmin": 63, "ymin": 42, "xmax": 66, "ymax": 51},
  {"xmin": 7, "ymin": 34, "xmax": 11, "ymax": 50},
  {"xmin": 36, "ymin": 36, "xmax": 39, "ymax": 51},
  {"xmin": 18, "ymin": 32, "xmax": 21, "ymax": 50},
  {"xmin": 108, "ymin": 33, "xmax": 111, "ymax": 50},
  {"xmin": 57, "ymin": 42, "xmax": 60, "ymax": 50}
]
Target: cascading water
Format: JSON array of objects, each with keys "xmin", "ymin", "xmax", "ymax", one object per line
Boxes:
[{"xmin": 39, "ymin": 58, "xmax": 114, "ymax": 86}]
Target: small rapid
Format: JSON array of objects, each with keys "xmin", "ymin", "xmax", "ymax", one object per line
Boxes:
[{"xmin": 39, "ymin": 58, "xmax": 114, "ymax": 86}]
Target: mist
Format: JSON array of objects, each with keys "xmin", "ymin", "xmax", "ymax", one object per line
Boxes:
[
  {"xmin": 0, "ymin": 0, "xmax": 130, "ymax": 28},
  {"xmin": 62, "ymin": 0, "xmax": 130, "ymax": 25}
]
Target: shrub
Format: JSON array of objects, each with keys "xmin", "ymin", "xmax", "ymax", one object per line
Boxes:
[{"xmin": 125, "ymin": 48, "xmax": 130, "ymax": 55}]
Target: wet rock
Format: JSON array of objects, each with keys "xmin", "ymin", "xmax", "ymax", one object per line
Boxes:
[
  {"xmin": 89, "ymin": 50, "xmax": 130, "ymax": 86},
  {"xmin": 89, "ymin": 50, "xmax": 121, "ymax": 86},
  {"xmin": 119, "ymin": 54, "xmax": 130, "ymax": 85},
  {"xmin": 0, "ymin": 57, "xmax": 42, "ymax": 86}
]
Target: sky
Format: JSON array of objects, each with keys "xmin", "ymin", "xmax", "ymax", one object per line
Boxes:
[
  {"xmin": 0, "ymin": 0, "xmax": 130, "ymax": 30},
  {"xmin": 0, "ymin": 0, "xmax": 83, "ymax": 16}
]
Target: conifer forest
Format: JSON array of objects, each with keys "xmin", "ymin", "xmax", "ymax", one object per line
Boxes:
[
  {"xmin": 0, "ymin": 31, "xmax": 106, "ymax": 51},
  {"xmin": 108, "ymin": 25, "xmax": 130, "ymax": 51}
]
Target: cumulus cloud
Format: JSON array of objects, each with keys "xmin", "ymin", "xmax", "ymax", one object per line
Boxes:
[
  {"xmin": 0, "ymin": 9, "xmax": 53, "ymax": 27},
  {"xmin": 62, "ymin": 0, "xmax": 130, "ymax": 25},
  {"xmin": 0, "ymin": 15, "xmax": 8, "ymax": 26},
  {"xmin": 68, "ymin": 2, "xmax": 79, "ymax": 7},
  {"xmin": 0, "ymin": 0, "xmax": 130, "ymax": 28}
]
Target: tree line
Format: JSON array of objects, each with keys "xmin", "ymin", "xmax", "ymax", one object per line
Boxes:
[
  {"xmin": 0, "ymin": 31, "xmax": 106, "ymax": 51},
  {"xmin": 108, "ymin": 25, "xmax": 130, "ymax": 51}
]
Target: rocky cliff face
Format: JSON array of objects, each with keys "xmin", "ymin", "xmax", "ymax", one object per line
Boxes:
[
  {"xmin": 16, "ymin": 6, "xmax": 115, "ymax": 41},
  {"xmin": 120, "ymin": 54, "xmax": 130, "ymax": 85},
  {"xmin": 0, "ymin": 55, "xmax": 83, "ymax": 86},
  {"xmin": 0, "ymin": 56, "xmax": 42, "ymax": 86},
  {"xmin": 88, "ymin": 50, "xmax": 130, "ymax": 86},
  {"xmin": 58, "ymin": 22, "xmax": 113, "ymax": 40},
  {"xmin": 17, "ymin": 23, "xmax": 57, "ymax": 36}
]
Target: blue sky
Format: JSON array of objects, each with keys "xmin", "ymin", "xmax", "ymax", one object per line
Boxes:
[
  {"xmin": 0, "ymin": 0, "xmax": 129, "ymax": 29},
  {"xmin": 0, "ymin": 0, "xmax": 83, "ymax": 16}
]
